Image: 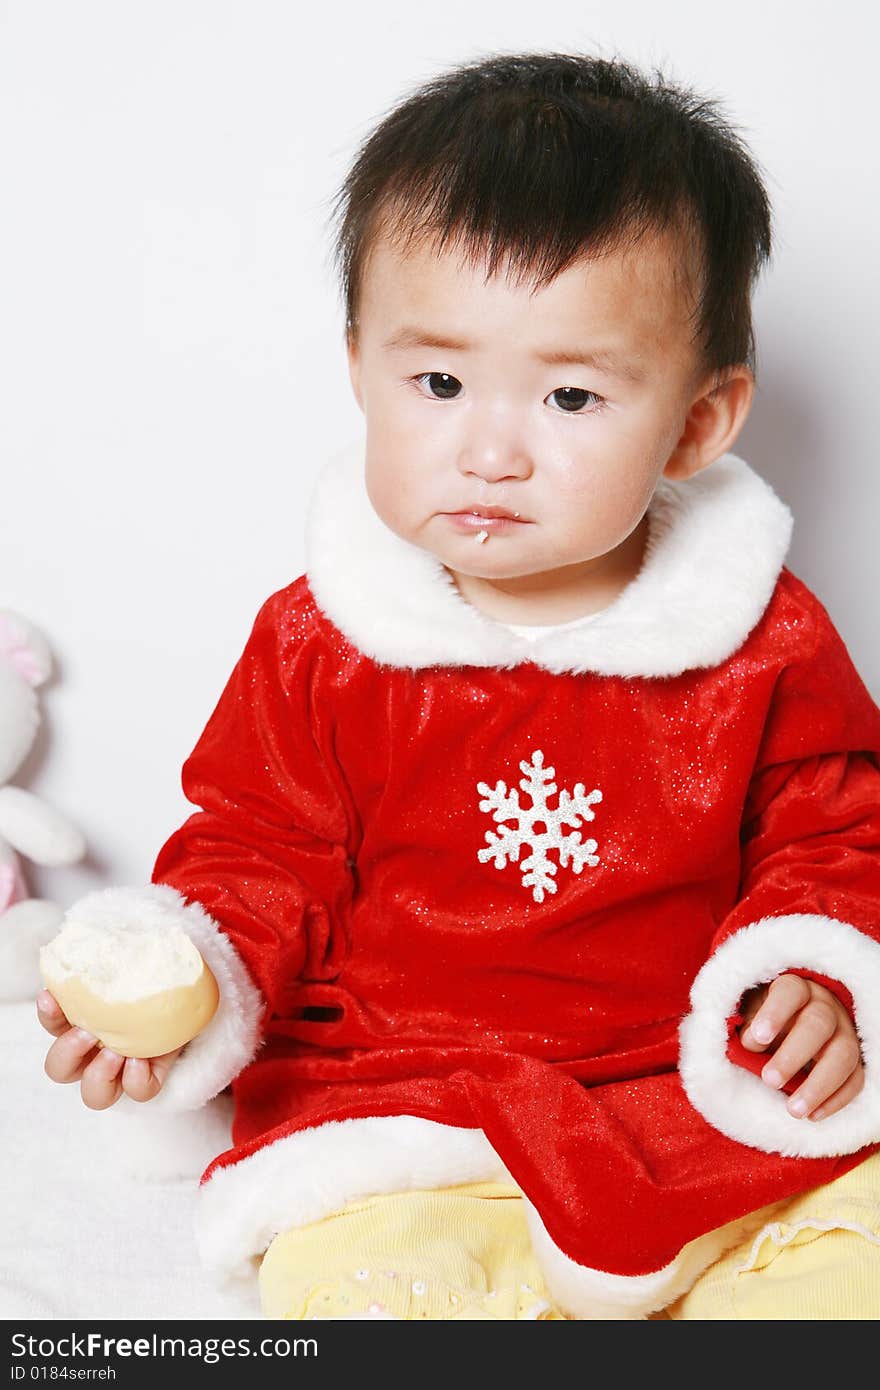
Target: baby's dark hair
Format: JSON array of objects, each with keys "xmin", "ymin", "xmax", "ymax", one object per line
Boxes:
[{"xmin": 327, "ymin": 50, "xmax": 774, "ymax": 382}]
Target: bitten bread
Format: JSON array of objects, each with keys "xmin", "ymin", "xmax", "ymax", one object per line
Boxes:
[{"xmin": 39, "ymin": 917, "xmax": 219, "ymax": 1058}]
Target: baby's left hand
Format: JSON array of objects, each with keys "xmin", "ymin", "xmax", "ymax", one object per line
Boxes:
[{"xmin": 739, "ymin": 974, "xmax": 864, "ymax": 1121}]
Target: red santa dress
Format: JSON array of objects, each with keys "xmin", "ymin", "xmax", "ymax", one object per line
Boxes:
[{"xmin": 68, "ymin": 438, "xmax": 880, "ymax": 1318}]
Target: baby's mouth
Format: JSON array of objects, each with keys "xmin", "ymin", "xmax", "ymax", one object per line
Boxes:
[
  {"xmin": 444, "ymin": 508, "xmax": 527, "ymax": 534},
  {"xmin": 464, "ymin": 505, "xmax": 522, "ymax": 521}
]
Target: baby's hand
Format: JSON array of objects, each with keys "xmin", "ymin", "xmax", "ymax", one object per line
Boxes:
[
  {"xmin": 739, "ymin": 974, "xmax": 863, "ymax": 1120},
  {"xmin": 36, "ymin": 989, "xmax": 182, "ymax": 1110}
]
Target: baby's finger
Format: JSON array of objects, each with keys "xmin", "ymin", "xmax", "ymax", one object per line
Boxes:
[
  {"xmin": 786, "ymin": 1035, "xmax": 863, "ymax": 1118},
  {"xmin": 120, "ymin": 1056, "xmax": 157, "ymax": 1102},
  {"xmin": 761, "ymin": 997, "xmax": 839, "ymax": 1090},
  {"xmin": 36, "ymin": 989, "xmax": 70, "ymax": 1037},
  {"xmin": 44, "ymin": 1027, "xmax": 103, "ymax": 1083},
  {"xmin": 740, "ymin": 974, "xmax": 810, "ymax": 1050},
  {"xmin": 808, "ymin": 1066, "xmax": 865, "ymax": 1122},
  {"xmin": 150, "ymin": 1047, "xmax": 184, "ymax": 1081},
  {"xmin": 79, "ymin": 1047, "xmax": 125, "ymax": 1111},
  {"xmin": 121, "ymin": 1047, "xmax": 183, "ymax": 1104}
]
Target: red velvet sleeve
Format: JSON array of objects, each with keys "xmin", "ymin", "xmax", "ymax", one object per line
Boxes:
[
  {"xmin": 715, "ymin": 594, "xmax": 880, "ymax": 969},
  {"xmin": 151, "ymin": 588, "xmax": 358, "ymax": 1029},
  {"xmin": 679, "ymin": 591, "xmax": 880, "ymax": 1156}
]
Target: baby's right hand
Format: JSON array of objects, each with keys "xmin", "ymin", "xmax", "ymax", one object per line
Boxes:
[{"xmin": 37, "ymin": 989, "xmax": 182, "ymax": 1110}]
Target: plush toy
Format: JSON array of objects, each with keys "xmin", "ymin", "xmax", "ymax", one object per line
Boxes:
[{"xmin": 0, "ymin": 609, "xmax": 86, "ymax": 1000}]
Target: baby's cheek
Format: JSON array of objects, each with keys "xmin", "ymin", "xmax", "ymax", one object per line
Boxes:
[
  {"xmin": 554, "ymin": 479, "xmax": 641, "ymax": 553},
  {"xmin": 364, "ymin": 469, "xmax": 408, "ymax": 537}
]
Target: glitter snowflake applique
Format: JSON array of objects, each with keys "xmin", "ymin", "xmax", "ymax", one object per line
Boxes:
[{"xmin": 476, "ymin": 749, "xmax": 602, "ymax": 903}]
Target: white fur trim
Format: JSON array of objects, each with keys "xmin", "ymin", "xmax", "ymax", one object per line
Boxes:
[
  {"xmin": 523, "ymin": 1191, "xmax": 793, "ymax": 1319},
  {"xmin": 680, "ymin": 914, "xmax": 880, "ymax": 1156},
  {"xmin": 196, "ymin": 1115, "xmax": 513, "ymax": 1286},
  {"xmin": 305, "ymin": 437, "xmax": 793, "ymax": 677},
  {"xmin": 59, "ymin": 885, "xmax": 264, "ymax": 1112},
  {"xmin": 197, "ymin": 1111, "xmax": 804, "ymax": 1319}
]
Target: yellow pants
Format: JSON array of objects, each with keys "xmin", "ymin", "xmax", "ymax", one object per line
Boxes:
[{"xmin": 258, "ymin": 1155, "xmax": 880, "ymax": 1320}]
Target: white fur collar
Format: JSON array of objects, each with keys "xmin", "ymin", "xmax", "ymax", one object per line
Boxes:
[{"xmin": 305, "ymin": 437, "xmax": 793, "ymax": 678}]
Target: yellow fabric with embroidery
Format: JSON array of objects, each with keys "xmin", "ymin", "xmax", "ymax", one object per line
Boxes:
[
  {"xmin": 259, "ymin": 1180, "xmax": 568, "ymax": 1320},
  {"xmin": 258, "ymin": 1155, "xmax": 880, "ymax": 1320}
]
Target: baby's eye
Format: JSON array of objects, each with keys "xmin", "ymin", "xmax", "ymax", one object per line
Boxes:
[
  {"xmin": 548, "ymin": 387, "xmax": 605, "ymax": 414},
  {"xmin": 413, "ymin": 372, "xmax": 462, "ymax": 400},
  {"xmin": 410, "ymin": 375, "xmax": 605, "ymax": 413}
]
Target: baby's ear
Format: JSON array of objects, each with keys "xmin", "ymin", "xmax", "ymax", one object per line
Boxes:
[
  {"xmin": 664, "ymin": 368, "xmax": 755, "ymax": 481},
  {"xmin": 662, "ymin": 447, "xmax": 711, "ymax": 483}
]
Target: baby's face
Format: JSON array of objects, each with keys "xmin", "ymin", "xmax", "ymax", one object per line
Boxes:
[{"xmin": 347, "ymin": 224, "xmax": 744, "ymax": 602}]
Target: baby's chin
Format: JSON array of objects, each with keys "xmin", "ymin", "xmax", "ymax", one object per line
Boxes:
[
  {"xmin": 438, "ymin": 556, "xmax": 549, "ymax": 581},
  {"xmin": 432, "ymin": 546, "xmax": 571, "ymax": 584}
]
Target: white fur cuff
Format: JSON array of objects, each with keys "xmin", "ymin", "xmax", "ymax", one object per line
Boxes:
[
  {"xmin": 59, "ymin": 884, "xmax": 264, "ymax": 1113},
  {"xmin": 679, "ymin": 913, "xmax": 880, "ymax": 1157}
]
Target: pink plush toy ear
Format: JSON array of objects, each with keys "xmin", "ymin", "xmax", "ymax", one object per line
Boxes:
[{"xmin": 0, "ymin": 612, "xmax": 47, "ymax": 687}]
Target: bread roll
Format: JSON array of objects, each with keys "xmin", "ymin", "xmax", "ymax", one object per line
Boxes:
[{"xmin": 39, "ymin": 917, "xmax": 219, "ymax": 1058}]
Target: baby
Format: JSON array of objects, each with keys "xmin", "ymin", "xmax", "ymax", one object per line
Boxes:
[{"xmin": 38, "ymin": 50, "xmax": 880, "ymax": 1320}]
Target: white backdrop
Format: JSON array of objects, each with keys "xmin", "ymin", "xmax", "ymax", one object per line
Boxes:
[{"xmin": 4, "ymin": 0, "xmax": 880, "ymax": 909}]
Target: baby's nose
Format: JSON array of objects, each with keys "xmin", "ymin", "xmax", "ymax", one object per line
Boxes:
[{"xmin": 457, "ymin": 442, "xmax": 532, "ymax": 482}]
